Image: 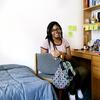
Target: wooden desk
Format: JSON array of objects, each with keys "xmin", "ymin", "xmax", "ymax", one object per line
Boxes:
[{"xmin": 71, "ymin": 50, "xmax": 100, "ymax": 100}]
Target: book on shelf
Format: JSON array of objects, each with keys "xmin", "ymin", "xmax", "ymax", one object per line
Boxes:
[
  {"xmin": 96, "ymin": 0, "xmax": 100, "ymax": 5},
  {"xmin": 84, "ymin": 0, "xmax": 100, "ymax": 8},
  {"xmin": 89, "ymin": 0, "xmax": 96, "ymax": 7}
]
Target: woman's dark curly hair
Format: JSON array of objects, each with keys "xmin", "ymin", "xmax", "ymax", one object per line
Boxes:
[{"xmin": 46, "ymin": 21, "xmax": 63, "ymax": 49}]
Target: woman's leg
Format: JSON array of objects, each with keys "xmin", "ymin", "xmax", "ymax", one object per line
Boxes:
[
  {"xmin": 68, "ymin": 68, "xmax": 87, "ymax": 100},
  {"xmin": 67, "ymin": 72, "xmax": 80, "ymax": 100},
  {"xmin": 70, "ymin": 58, "xmax": 89, "ymax": 89},
  {"xmin": 75, "ymin": 66, "xmax": 88, "ymax": 89}
]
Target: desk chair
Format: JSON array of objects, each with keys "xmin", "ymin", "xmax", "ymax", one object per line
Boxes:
[{"xmin": 35, "ymin": 53, "xmax": 67, "ymax": 100}]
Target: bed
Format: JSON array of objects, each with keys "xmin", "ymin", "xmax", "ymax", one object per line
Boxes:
[{"xmin": 0, "ymin": 64, "xmax": 57, "ymax": 100}]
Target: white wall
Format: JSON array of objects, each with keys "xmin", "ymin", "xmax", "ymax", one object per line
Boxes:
[{"xmin": 0, "ymin": 0, "xmax": 83, "ymax": 70}]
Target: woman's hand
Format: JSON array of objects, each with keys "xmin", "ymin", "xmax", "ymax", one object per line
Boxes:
[
  {"xmin": 50, "ymin": 50, "xmax": 66, "ymax": 60},
  {"xmin": 50, "ymin": 50, "xmax": 60, "ymax": 58},
  {"xmin": 59, "ymin": 52, "xmax": 65, "ymax": 60}
]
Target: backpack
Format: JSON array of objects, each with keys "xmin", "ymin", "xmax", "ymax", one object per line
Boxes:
[{"xmin": 52, "ymin": 60, "xmax": 76, "ymax": 89}]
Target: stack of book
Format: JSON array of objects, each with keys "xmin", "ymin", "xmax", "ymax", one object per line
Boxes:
[
  {"xmin": 95, "ymin": 0, "xmax": 100, "ymax": 5},
  {"xmin": 84, "ymin": 0, "xmax": 100, "ymax": 8},
  {"xmin": 89, "ymin": 0, "xmax": 96, "ymax": 7}
]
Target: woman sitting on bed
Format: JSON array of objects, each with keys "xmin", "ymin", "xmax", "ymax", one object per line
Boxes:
[{"xmin": 40, "ymin": 21, "xmax": 87, "ymax": 100}]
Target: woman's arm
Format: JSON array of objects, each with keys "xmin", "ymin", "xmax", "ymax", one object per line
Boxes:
[
  {"xmin": 41, "ymin": 46, "xmax": 72, "ymax": 60},
  {"xmin": 59, "ymin": 47, "xmax": 72, "ymax": 60},
  {"xmin": 41, "ymin": 47, "xmax": 61, "ymax": 58},
  {"xmin": 41, "ymin": 47, "xmax": 48, "ymax": 53},
  {"xmin": 65, "ymin": 47, "xmax": 72, "ymax": 60}
]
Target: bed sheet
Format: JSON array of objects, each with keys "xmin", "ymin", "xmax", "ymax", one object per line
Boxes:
[{"xmin": 0, "ymin": 64, "xmax": 57, "ymax": 100}]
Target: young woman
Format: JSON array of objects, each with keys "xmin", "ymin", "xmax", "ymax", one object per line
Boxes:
[{"xmin": 41, "ymin": 21, "xmax": 84, "ymax": 100}]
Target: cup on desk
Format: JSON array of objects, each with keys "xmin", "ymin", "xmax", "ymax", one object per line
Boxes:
[
  {"xmin": 99, "ymin": 46, "xmax": 100, "ymax": 52},
  {"xmin": 83, "ymin": 45, "xmax": 88, "ymax": 50}
]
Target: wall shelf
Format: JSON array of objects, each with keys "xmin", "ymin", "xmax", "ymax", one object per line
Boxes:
[
  {"xmin": 83, "ymin": 0, "xmax": 100, "ymax": 45},
  {"xmin": 84, "ymin": 4, "xmax": 100, "ymax": 11}
]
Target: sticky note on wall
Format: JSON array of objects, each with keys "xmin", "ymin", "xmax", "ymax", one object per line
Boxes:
[
  {"xmin": 68, "ymin": 25, "xmax": 77, "ymax": 31},
  {"xmin": 84, "ymin": 23, "xmax": 99, "ymax": 31},
  {"xmin": 84, "ymin": 25, "xmax": 90, "ymax": 31},
  {"xmin": 67, "ymin": 32, "xmax": 73, "ymax": 37},
  {"xmin": 93, "ymin": 24, "xmax": 98, "ymax": 30},
  {"xmin": 89, "ymin": 24, "xmax": 94, "ymax": 30}
]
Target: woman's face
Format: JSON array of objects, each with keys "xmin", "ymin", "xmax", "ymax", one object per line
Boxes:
[{"xmin": 51, "ymin": 25, "xmax": 61, "ymax": 39}]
